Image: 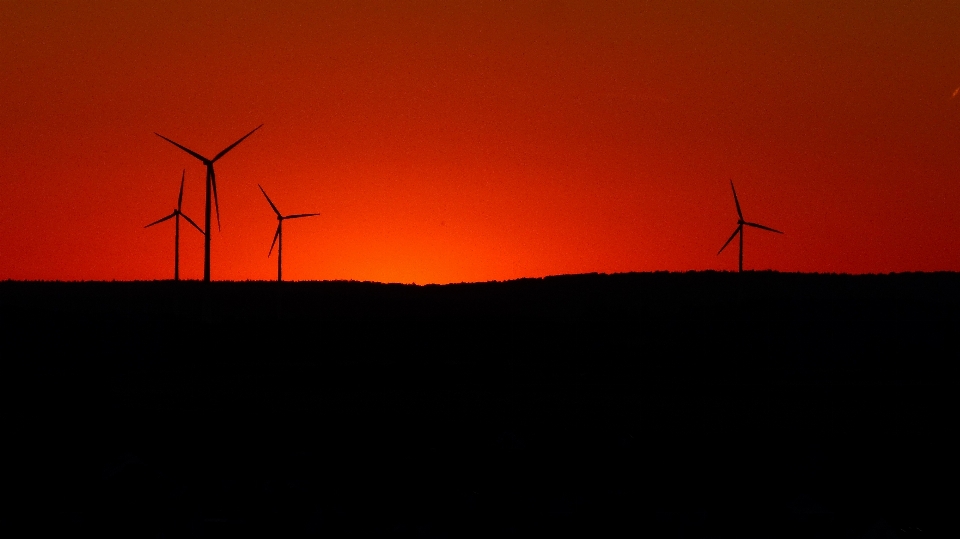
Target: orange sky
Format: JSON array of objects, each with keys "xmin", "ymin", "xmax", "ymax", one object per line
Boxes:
[{"xmin": 2, "ymin": 1, "xmax": 960, "ymax": 283}]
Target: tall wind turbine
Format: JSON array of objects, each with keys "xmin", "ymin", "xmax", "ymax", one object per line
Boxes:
[
  {"xmin": 144, "ymin": 170, "xmax": 204, "ymax": 280},
  {"xmin": 717, "ymin": 181, "xmax": 783, "ymax": 272},
  {"xmin": 154, "ymin": 124, "xmax": 263, "ymax": 282},
  {"xmin": 259, "ymin": 184, "xmax": 320, "ymax": 282}
]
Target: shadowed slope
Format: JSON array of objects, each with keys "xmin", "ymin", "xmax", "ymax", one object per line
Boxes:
[{"xmin": 3, "ymin": 272, "xmax": 957, "ymax": 537}]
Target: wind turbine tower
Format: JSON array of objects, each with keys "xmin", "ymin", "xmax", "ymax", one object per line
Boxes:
[
  {"xmin": 718, "ymin": 181, "xmax": 783, "ymax": 272},
  {"xmin": 154, "ymin": 125, "xmax": 263, "ymax": 282},
  {"xmin": 259, "ymin": 184, "xmax": 320, "ymax": 282},
  {"xmin": 144, "ymin": 170, "xmax": 204, "ymax": 280}
]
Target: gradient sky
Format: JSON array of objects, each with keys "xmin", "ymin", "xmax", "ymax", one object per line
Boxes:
[{"xmin": 2, "ymin": 1, "xmax": 960, "ymax": 283}]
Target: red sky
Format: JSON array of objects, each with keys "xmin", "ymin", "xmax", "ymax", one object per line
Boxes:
[{"xmin": 2, "ymin": 1, "xmax": 960, "ymax": 283}]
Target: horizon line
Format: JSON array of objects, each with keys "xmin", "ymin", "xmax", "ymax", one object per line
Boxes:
[{"xmin": 3, "ymin": 269, "xmax": 958, "ymax": 286}]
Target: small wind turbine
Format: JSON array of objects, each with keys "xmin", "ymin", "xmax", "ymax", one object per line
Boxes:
[
  {"xmin": 144, "ymin": 170, "xmax": 204, "ymax": 280},
  {"xmin": 718, "ymin": 181, "xmax": 783, "ymax": 272},
  {"xmin": 259, "ymin": 184, "xmax": 320, "ymax": 282},
  {"xmin": 155, "ymin": 124, "xmax": 263, "ymax": 282}
]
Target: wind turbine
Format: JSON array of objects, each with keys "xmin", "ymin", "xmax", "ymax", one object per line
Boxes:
[
  {"xmin": 259, "ymin": 184, "xmax": 320, "ymax": 282},
  {"xmin": 717, "ymin": 181, "xmax": 783, "ymax": 272},
  {"xmin": 144, "ymin": 170, "xmax": 204, "ymax": 281},
  {"xmin": 154, "ymin": 124, "xmax": 263, "ymax": 282}
]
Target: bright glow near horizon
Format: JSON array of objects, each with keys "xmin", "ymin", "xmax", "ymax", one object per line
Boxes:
[{"xmin": 2, "ymin": 1, "xmax": 960, "ymax": 283}]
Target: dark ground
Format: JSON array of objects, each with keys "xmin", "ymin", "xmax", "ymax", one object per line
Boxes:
[{"xmin": 3, "ymin": 271, "xmax": 958, "ymax": 537}]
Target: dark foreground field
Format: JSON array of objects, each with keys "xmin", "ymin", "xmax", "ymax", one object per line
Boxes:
[{"xmin": 3, "ymin": 272, "xmax": 958, "ymax": 537}]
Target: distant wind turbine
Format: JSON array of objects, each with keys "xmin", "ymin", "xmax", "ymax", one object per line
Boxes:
[
  {"xmin": 144, "ymin": 170, "xmax": 204, "ymax": 281},
  {"xmin": 155, "ymin": 124, "xmax": 263, "ymax": 282},
  {"xmin": 259, "ymin": 184, "xmax": 320, "ymax": 282},
  {"xmin": 717, "ymin": 181, "xmax": 783, "ymax": 272}
]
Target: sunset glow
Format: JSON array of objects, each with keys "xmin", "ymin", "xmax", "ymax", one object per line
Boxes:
[{"xmin": 3, "ymin": 1, "xmax": 960, "ymax": 282}]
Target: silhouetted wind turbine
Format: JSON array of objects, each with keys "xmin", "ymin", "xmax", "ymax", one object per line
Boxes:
[
  {"xmin": 154, "ymin": 124, "xmax": 263, "ymax": 282},
  {"xmin": 717, "ymin": 181, "xmax": 783, "ymax": 272},
  {"xmin": 144, "ymin": 170, "xmax": 204, "ymax": 281},
  {"xmin": 259, "ymin": 184, "xmax": 320, "ymax": 282}
]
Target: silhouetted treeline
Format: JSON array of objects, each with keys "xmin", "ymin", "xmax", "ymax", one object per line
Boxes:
[
  {"xmin": 4, "ymin": 271, "xmax": 958, "ymax": 383},
  {"xmin": 6, "ymin": 270, "xmax": 958, "ymax": 324}
]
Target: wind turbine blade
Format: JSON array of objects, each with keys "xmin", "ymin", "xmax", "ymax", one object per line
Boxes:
[
  {"xmin": 155, "ymin": 133, "xmax": 209, "ymax": 163},
  {"xmin": 177, "ymin": 169, "xmax": 185, "ymax": 211},
  {"xmin": 212, "ymin": 124, "xmax": 263, "ymax": 162},
  {"xmin": 744, "ymin": 222, "xmax": 784, "ymax": 234},
  {"xmin": 258, "ymin": 184, "xmax": 281, "ymax": 216},
  {"xmin": 268, "ymin": 224, "xmax": 281, "ymax": 257},
  {"xmin": 285, "ymin": 213, "xmax": 320, "ymax": 219},
  {"xmin": 730, "ymin": 181, "xmax": 743, "ymax": 220},
  {"xmin": 180, "ymin": 212, "xmax": 205, "ymax": 234},
  {"xmin": 144, "ymin": 213, "xmax": 176, "ymax": 228},
  {"xmin": 210, "ymin": 167, "xmax": 221, "ymax": 231},
  {"xmin": 717, "ymin": 225, "xmax": 741, "ymax": 255}
]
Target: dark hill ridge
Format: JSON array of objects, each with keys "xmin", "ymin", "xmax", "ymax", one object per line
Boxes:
[
  {"xmin": 5, "ymin": 270, "xmax": 959, "ymax": 323},
  {"xmin": 5, "ymin": 271, "xmax": 958, "ymax": 382},
  {"xmin": 3, "ymin": 272, "xmax": 958, "ymax": 537}
]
